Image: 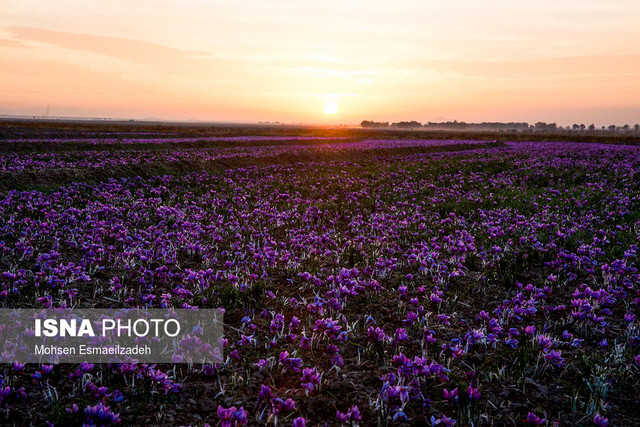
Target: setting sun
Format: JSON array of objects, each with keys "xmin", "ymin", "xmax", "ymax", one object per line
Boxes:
[{"xmin": 324, "ymin": 103, "xmax": 338, "ymax": 115}]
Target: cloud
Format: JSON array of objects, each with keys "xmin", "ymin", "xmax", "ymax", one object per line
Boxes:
[
  {"xmin": 0, "ymin": 58, "xmax": 161, "ymax": 96},
  {"xmin": 0, "ymin": 38, "xmax": 29, "ymax": 48},
  {"xmin": 5, "ymin": 26, "xmax": 209, "ymax": 65},
  {"xmin": 2, "ymin": 26, "xmax": 249, "ymax": 88},
  {"xmin": 403, "ymin": 55, "xmax": 640, "ymax": 80}
]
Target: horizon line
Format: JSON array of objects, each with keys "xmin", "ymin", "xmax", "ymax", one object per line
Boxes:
[{"xmin": 3, "ymin": 114, "xmax": 639, "ymax": 130}]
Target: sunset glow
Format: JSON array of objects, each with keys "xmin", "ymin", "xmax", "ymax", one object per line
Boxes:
[{"xmin": 1, "ymin": 0, "xmax": 640, "ymax": 125}]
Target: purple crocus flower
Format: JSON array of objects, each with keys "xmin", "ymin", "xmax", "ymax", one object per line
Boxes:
[
  {"xmin": 336, "ymin": 410, "xmax": 350, "ymax": 423},
  {"xmin": 217, "ymin": 405, "xmax": 247, "ymax": 427},
  {"xmin": 544, "ymin": 350, "xmax": 565, "ymax": 368},
  {"xmin": 526, "ymin": 412, "xmax": 546, "ymax": 425},
  {"xmin": 292, "ymin": 417, "xmax": 307, "ymax": 427},
  {"xmin": 367, "ymin": 326, "xmax": 387, "ymax": 343},
  {"xmin": 80, "ymin": 363, "xmax": 94, "ymax": 373},
  {"xmin": 593, "ymin": 414, "xmax": 609, "ymax": 426},
  {"xmin": 84, "ymin": 402, "xmax": 121, "ymax": 425},
  {"xmin": 443, "ymin": 387, "xmax": 459, "ymax": 403},
  {"xmin": 300, "ymin": 336, "xmax": 312, "ymax": 350},
  {"xmin": 431, "ymin": 415, "xmax": 457, "ymax": 426},
  {"xmin": 258, "ymin": 384, "xmax": 272, "ymax": 402},
  {"xmin": 300, "ymin": 367, "xmax": 321, "ymax": 393},
  {"xmin": 336, "ymin": 405, "xmax": 362, "ymax": 423},
  {"xmin": 465, "ymin": 385, "xmax": 480, "ymax": 402}
]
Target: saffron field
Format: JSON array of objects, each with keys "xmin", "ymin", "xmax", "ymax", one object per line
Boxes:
[{"xmin": 0, "ymin": 129, "xmax": 639, "ymax": 426}]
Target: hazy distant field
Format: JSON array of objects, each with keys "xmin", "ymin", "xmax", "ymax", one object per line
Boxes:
[{"xmin": 1, "ymin": 122, "xmax": 640, "ymax": 425}]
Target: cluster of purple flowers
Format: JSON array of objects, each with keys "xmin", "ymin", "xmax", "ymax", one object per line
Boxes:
[{"xmin": 1, "ymin": 136, "xmax": 640, "ymax": 424}]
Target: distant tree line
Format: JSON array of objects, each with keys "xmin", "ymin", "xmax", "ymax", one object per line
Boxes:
[
  {"xmin": 392, "ymin": 121, "xmax": 422, "ymax": 129},
  {"xmin": 360, "ymin": 120, "xmax": 640, "ymax": 133},
  {"xmin": 425, "ymin": 121, "xmax": 529, "ymax": 131},
  {"xmin": 360, "ymin": 120, "xmax": 389, "ymax": 128},
  {"xmin": 566, "ymin": 123, "xmax": 640, "ymax": 133},
  {"xmin": 360, "ymin": 120, "xmax": 530, "ymax": 130}
]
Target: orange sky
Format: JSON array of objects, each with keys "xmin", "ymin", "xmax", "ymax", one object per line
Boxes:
[{"xmin": 2, "ymin": 0, "xmax": 640, "ymax": 125}]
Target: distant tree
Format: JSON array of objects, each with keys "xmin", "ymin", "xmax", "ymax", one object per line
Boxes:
[
  {"xmin": 535, "ymin": 122, "xmax": 557, "ymax": 131},
  {"xmin": 360, "ymin": 120, "xmax": 389, "ymax": 128},
  {"xmin": 572, "ymin": 124, "xmax": 579, "ymax": 130},
  {"xmin": 580, "ymin": 124, "xmax": 585, "ymax": 130},
  {"xmin": 391, "ymin": 121, "xmax": 422, "ymax": 129},
  {"xmin": 608, "ymin": 124, "xmax": 617, "ymax": 132},
  {"xmin": 622, "ymin": 124, "xmax": 630, "ymax": 132},
  {"xmin": 634, "ymin": 124, "xmax": 640, "ymax": 133},
  {"xmin": 588, "ymin": 124, "xmax": 595, "ymax": 131}
]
